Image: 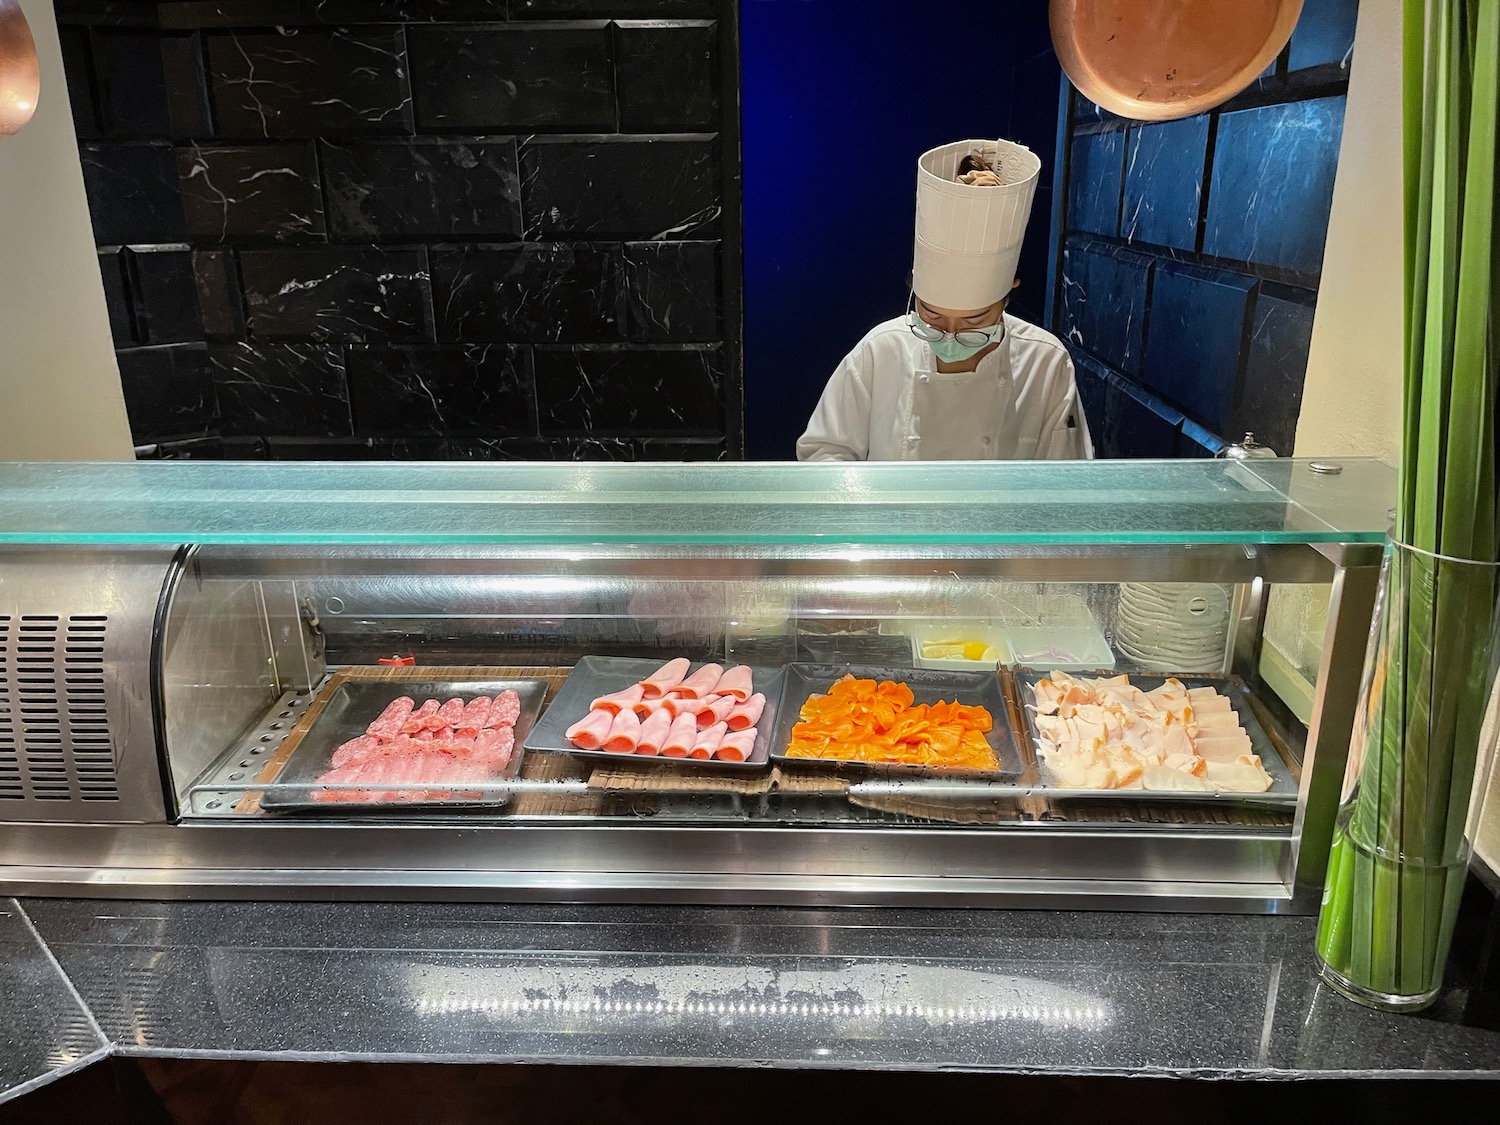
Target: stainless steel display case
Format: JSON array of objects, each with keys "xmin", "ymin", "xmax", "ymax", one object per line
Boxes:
[{"xmin": 0, "ymin": 458, "xmax": 1394, "ymax": 911}]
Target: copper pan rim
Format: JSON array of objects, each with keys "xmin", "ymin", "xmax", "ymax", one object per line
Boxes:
[
  {"xmin": 1049, "ymin": 0, "xmax": 1305, "ymax": 122},
  {"xmin": 0, "ymin": 0, "xmax": 41, "ymax": 137}
]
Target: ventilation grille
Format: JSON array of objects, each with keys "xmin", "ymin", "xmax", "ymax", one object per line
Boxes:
[
  {"xmin": 0, "ymin": 615, "xmax": 118, "ymax": 802},
  {"xmin": 0, "ymin": 617, "xmax": 13, "ymax": 800}
]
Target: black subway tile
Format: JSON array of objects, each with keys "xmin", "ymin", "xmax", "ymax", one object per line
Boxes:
[
  {"xmin": 346, "ymin": 345, "xmax": 534, "ymax": 437},
  {"xmin": 409, "ymin": 23, "xmax": 615, "ymax": 133},
  {"xmin": 306, "ymin": 2, "xmax": 510, "ymax": 21},
  {"xmin": 158, "ymin": 1, "xmax": 303, "ymax": 28},
  {"xmin": 621, "ymin": 241, "xmax": 719, "ymax": 341},
  {"xmin": 115, "ymin": 343, "xmax": 218, "ymax": 443},
  {"xmin": 126, "ymin": 247, "xmax": 204, "ymax": 343},
  {"xmin": 160, "ymin": 33, "xmax": 214, "ymax": 137},
  {"xmin": 206, "ymin": 29, "xmax": 413, "ymax": 139},
  {"xmin": 54, "ymin": 2, "xmax": 160, "ymax": 29},
  {"xmin": 80, "ymin": 142, "xmax": 187, "ymax": 244},
  {"xmin": 57, "ymin": 27, "xmax": 102, "ymax": 140},
  {"xmin": 210, "ymin": 341, "xmax": 353, "ymax": 437},
  {"xmin": 514, "ymin": 1, "xmax": 718, "ymax": 16},
  {"xmin": 192, "ymin": 250, "xmax": 248, "ymax": 338},
  {"xmin": 97, "ymin": 249, "xmax": 136, "ymax": 346},
  {"xmin": 158, "ymin": 1, "xmax": 510, "ymax": 25},
  {"xmin": 239, "ymin": 247, "xmax": 432, "ymax": 341},
  {"xmin": 178, "ymin": 143, "xmax": 324, "ymax": 242},
  {"xmin": 535, "ymin": 344, "xmax": 723, "ymax": 434},
  {"xmin": 91, "ymin": 30, "xmax": 171, "ymax": 138},
  {"xmin": 614, "ymin": 21, "xmax": 717, "ymax": 133},
  {"xmin": 320, "ymin": 137, "xmax": 522, "ymax": 241},
  {"xmin": 636, "ymin": 436, "xmax": 726, "ymax": 460},
  {"xmin": 430, "ymin": 243, "xmax": 620, "ymax": 343},
  {"xmin": 521, "ymin": 137, "xmax": 719, "ymax": 239}
]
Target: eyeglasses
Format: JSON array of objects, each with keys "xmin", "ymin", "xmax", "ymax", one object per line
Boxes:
[{"xmin": 905, "ymin": 294, "xmax": 1004, "ymax": 348}]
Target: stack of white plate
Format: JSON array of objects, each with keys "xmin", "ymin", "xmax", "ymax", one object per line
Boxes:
[{"xmin": 1114, "ymin": 582, "xmax": 1232, "ymax": 672}]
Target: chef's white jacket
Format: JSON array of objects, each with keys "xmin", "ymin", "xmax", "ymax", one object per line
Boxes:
[{"xmin": 796, "ymin": 314, "xmax": 1095, "ymax": 461}]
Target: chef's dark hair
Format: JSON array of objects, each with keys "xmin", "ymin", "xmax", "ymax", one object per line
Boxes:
[{"xmin": 956, "ymin": 153, "xmax": 993, "ymax": 177}]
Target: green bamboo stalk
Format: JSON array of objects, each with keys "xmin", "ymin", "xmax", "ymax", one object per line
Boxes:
[{"xmin": 1320, "ymin": 0, "xmax": 1500, "ymax": 1004}]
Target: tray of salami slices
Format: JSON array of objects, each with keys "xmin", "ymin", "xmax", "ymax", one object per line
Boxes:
[
  {"xmin": 258, "ymin": 674, "xmax": 548, "ymax": 813},
  {"xmin": 523, "ymin": 656, "xmax": 784, "ymax": 771}
]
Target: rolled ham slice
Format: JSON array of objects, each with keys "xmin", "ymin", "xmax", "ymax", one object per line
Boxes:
[
  {"xmin": 695, "ymin": 694, "xmax": 736, "ymax": 730},
  {"xmin": 711, "ymin": 665, "xmax": 754, "ymax": 702},
  {"xmin": 565, "ymin": 708, "xmax": 614, "ymax": 751},
  {"xmin": 662, "ymin": 712, "xmax": 698, "ymax": 758},
  {"xmin": 631, "ymin": 696, "xmax": 673, "ymax": 720},
  {"xmin": 673, "ymin": 663, "xmax": 724, "ymax": 700},
  {"xmin": 603, "ymin": 708, "xmax": 643, "ymax": 754},
  {"xmin": 636, "ymin": 706, "xmax": 674, "ymax": 756},
  {"xmin": 715, "ymin": 727, "xmax": 757, "ymax": 762},
  {"xmin": 640, "ymin": 657, "xmax": 691, "ymax": 699},
  {"xmin": 690, "ymin": 720, "xmax": 728, "ymax": 760},
  {"xmin": 725, "ymin": 692, "xmax": 765, "ymax": 732},
  {"xmin": 591, "ymin": 683, "xmax": 645, "ymax": 714},
  {"xmin": 663, "ymin": 695, "xmax": 714, "ymax": 719}
]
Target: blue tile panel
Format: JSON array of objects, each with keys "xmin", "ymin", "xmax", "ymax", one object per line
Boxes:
[
  {"xmin": 1223, "ymin": 287, "xmax": 1317, "ymax": 455},
  {"xmin": 1122, "ymin": 116, "xmax": 1210, "ymax": 252},
  {"xmin": 1289, "ymin": 0, "xmax": 1360, "ymax": 72},
  {"xmin": 1059, "ymin": 240, "xmax": 1153, "ymax": 376},
  {"xmin": 1067, "ymin": 128, "xmax": 1126, "ymax": 237},
  {"xmin": 1071, "ymin": 351, "xmax": 1183, "ymax": 460},
  {"xmin": 1203, "ymin": 95, "xmax": 1347, "ymax": 276},
  {"xmin": 1142, "ymin": 261, "xmax": 1257, "ymax": 428}
]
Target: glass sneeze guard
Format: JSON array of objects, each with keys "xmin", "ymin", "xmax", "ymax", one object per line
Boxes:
[{"xmin": 0, "ymin": 459, "xmax": 1395, "ymax": 546}]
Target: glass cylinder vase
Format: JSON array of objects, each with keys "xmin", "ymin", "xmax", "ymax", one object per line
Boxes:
[{"xmin": 1314, "ymin": 538, "xmax": 1500, "ymax": 1011}]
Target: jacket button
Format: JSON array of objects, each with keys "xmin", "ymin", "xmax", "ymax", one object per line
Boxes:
[{"xmin": 917, "ymin": 373, "xmax": 930, "ymax": 384}]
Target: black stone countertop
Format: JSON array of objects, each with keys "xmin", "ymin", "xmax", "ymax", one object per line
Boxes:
[
  {"xmin": 0, "ymin": 901, "xmax": 108, "ymax": 1104},
  {"xmin": 3, "ymin": 897, "xmax": 1500, "ymax": 1105}
]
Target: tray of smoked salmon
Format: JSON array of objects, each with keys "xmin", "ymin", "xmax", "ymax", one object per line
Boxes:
[
  {"xmin": 523, "ymin": 656, "xmax": 784, "ymax": 771},
  {"xmin": 768, "ymin": 663, "xmax": 1024, "ymax": 780}
]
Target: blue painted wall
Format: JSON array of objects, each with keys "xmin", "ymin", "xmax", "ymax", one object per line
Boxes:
[
  {"xmin": 1054, "ymin": 0, "xmax": 1358, "ymax": 458},
  {"xmin": 741, "ymin": 0, "xmax": 1058, "ymax": 459}
]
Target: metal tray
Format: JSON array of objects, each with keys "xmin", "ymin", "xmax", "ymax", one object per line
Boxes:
[
  {"xmin": 523, "ymin": 656, "xmax": 784, "ymax": 771},
  {"xmin": 259, "ymin": 677, "xmax": 548, "ymax": 813},
  {"xmin": 1011, "ymin": 668, "xmax": 1299, "ymax": 804},
  {"xmin": 769, "ymin": 663, "xmax": 1023, "ymax": 780}
]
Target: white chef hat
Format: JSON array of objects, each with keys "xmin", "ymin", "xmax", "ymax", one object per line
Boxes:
[{"xmin": 912, "ymin": 139, "xmax": 1042, "ymax": 310}]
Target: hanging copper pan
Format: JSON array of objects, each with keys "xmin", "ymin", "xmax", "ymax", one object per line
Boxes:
[
  {"xmin": 1050, "ymin": 0, "xmax": 1304, "ymax": 122},
  {"xmin": 0, "ymin": 0, "xmax": 40, "ymax": 137}
]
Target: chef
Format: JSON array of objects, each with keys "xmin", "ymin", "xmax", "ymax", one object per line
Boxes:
[{"xmin": 797, "ymin": 138, "xmax": 1093, "ymax": 461}]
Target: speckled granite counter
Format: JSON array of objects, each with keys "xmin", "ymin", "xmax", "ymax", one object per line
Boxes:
[
  {"xmin": 2, "ymin": 897, "xmax": 1499, "ymax": 1105},
  {"xmin": 0, "ymin": 902, "xmax": 107, "ymax": 1104}
]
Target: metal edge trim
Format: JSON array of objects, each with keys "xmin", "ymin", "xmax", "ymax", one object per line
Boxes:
[{"xmin": 149, "ymin": 545, "xmax": 193, "ymax": 822}]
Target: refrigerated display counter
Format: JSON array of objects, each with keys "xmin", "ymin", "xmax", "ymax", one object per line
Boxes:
[{"xmin": 0, "ymin": 457, "xmax": 1393, "ymax": 910}]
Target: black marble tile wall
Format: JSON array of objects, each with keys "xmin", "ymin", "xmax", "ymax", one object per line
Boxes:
[
  {"xmin": 59, "ymin": 0, "xmax": 740, "ymax": 461},
  {"xmin": 1047, "ymin": 0, "xmax": 1355, "ymax": 458}
]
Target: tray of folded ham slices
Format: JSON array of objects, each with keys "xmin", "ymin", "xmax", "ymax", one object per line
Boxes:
[
  {"xmin": 259, "ymin": 676, "xmax": 548, "ymax": 812},
  {"xmin": 1015, "ymin": 669, "xmax": 1298, "ymax": 803},
  {"xmin": 523, "ymin": 656, "xmax": 784, "ymax": 770}
]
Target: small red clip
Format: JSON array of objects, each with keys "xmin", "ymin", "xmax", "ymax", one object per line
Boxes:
[{"xmin": 378, "ymin": 654, "xmax": 416, "ymax": 666}]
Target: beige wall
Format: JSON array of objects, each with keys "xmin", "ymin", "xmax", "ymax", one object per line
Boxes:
[
  {"xmin": 0, "ymin": 0, "xmax": 131, "ymax": 459},
  {"xmin": 1265, "ymin": 2, "xmax": 1403, "ymax": 720},
  {"xmin": 1292, "ymin": 0, "xmax": 1403, "ymax": 460}
]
